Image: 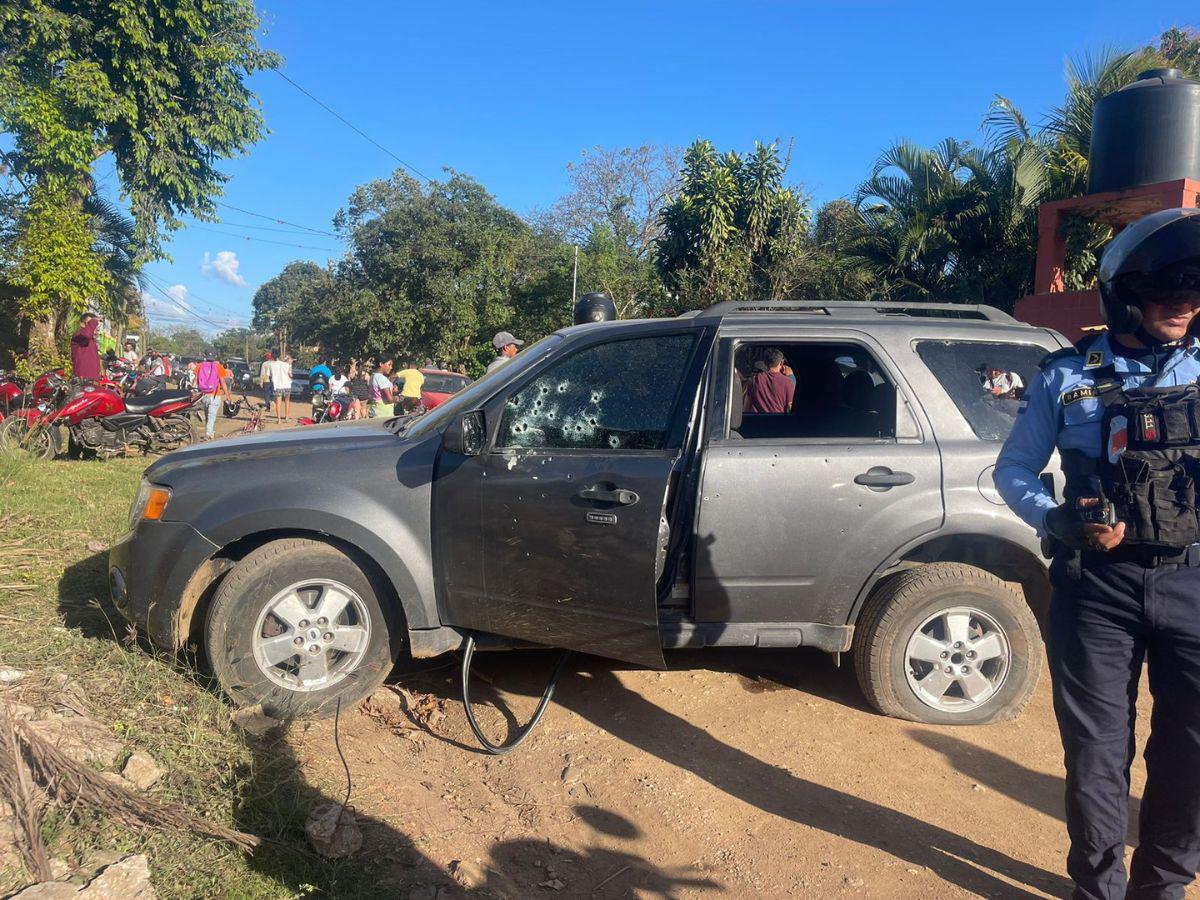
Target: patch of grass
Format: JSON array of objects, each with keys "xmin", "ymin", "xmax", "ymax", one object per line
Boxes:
[{"xmin": 0, "ymin": 458, "xmax": 377, "ymax": 898}]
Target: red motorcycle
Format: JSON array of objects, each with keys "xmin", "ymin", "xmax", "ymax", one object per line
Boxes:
[
  {"xmin": 6, "ymin": 379, "xmax": 198, "ymax": 458},
  {"xmin": 298, "ymin": 395, "xmax": 352, "ymax": 426},
  {"xmin": 0, "ymin": 372, "xmax": 24, "ymax": 419},
  {"xmin": 0, "ymin": 371, "xmax": 68, "ymax": 458}
]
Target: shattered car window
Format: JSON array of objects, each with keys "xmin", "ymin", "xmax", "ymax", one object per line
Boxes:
[
  {"xmin": 916, "ymin": 340, "xmax": 1048, "ymax": 441},
  {"xmin": 499, "ymin": 334, "xmax": 696, "ymax": 450}
]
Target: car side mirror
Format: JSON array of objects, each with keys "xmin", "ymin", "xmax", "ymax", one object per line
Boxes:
[{"xmin": 443, "ymin": 411, "xmax": 485, "ymax": 456}]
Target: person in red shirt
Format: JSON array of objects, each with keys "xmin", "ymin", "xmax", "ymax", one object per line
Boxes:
[
  {"xmin": 744, "ymin": 349, "xmax": 795, "ymax": 414},
  {"xmin": 70, "ymin": 313, "xmax": 102, "ymax": 380}
]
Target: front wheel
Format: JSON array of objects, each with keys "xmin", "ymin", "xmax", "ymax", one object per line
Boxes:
[
  {"xmin": 5, "ymin": 420, "xmax": 56, "ymax": 460},
  {"xmin": 853, "ymin": 562, "xmax": 1042, "ymax": 726},
  {"xmin": 205, "ymin": 538, "xmax": 404, "ymax": 718}
]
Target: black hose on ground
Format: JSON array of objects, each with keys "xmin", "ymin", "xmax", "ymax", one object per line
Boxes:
[{"xmin": 460, "ymin": 634, "xmax": 571, "ymax": 755}]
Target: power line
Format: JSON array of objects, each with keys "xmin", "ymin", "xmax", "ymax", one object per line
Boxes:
[
  {"xmin": 216, "ymin": 218, "xmax": 339, "ymax": 236},
  {"xmin": 188, "ymin": 224, "xmax": 338, "ymax": 252},
  {"xmin": 142, "ymin": 275, "xmax": 246, "ymax": 330},
  {"xmin": 143, "ymin": 272, "xmax": 248, "ymax": 320},
  {"xmin": 273, "ymin": 69, "xmax": 434, "ymax": 182},
  {"xmin": 144, "ymin": 282, "xmax": 228, "ymax": 330},
  {"xmin": 215, "ymin": 201, "xmax": 338, "ymax": 237}
]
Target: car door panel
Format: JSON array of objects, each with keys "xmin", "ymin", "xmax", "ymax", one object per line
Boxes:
[
  {"xmin": 694, "ymin": 441, "xmax": 942, "ymax": 624},
  {"xmin": 693, "ymin": 331, "xmax": 944, "ymax": 626}
]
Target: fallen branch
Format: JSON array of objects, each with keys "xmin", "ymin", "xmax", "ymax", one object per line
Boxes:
[
  {"xmin": 0, "ymin": 715, "xmax": 51, "ymax": 882},
  {"xmin": 0, "ymin": 710, "xmax": 263, "ymax": 854}
]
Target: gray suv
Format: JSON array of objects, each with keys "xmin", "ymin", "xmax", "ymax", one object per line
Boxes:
[{"xmin": 109, "ymin": 302, "xmax": 1067, "ymax": 725}]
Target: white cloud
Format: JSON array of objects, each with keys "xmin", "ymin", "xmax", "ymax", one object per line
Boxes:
[
  {"xmin": 140, "ymin": 284, "xmax": 193, "ymax": 317},
  {"xmin": 200, "ymin": 250, "xmax": 247, "ymax": 287},
  {"xmin": 164, "ymin": 284, "xmax": 190, "ymax": 305}
]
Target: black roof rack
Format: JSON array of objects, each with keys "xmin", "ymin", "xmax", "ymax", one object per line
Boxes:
[{"xmin": 687, "ymin": 300, "xmax": 1018, "ymax": 324}]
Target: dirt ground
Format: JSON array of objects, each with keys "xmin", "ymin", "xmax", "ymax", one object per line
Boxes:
[{"xmin": 270, "ymin": 647, "xmax": 1180, "ymax": 900}]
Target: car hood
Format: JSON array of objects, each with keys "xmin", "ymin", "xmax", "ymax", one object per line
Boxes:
[{"xmin": 145, "ymin": 417, "xmax": 415, "ymax": 482}]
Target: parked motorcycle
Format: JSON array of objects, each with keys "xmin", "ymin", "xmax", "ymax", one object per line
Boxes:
[
  {"xmin": 0, "ymin": 372, "xmax": 68, "ymax": 458},
  {"xmin": 0, "ymin": 372, "xmax": 24, "ymax": 417},
  {"xmin": 9, "ymin": 382, "xmax": 199, "ymax": 458},
  {"xmin": 297, "ymin": 395, "xmax": 351, "ymax": 426},
  {"xmin": 56, "ymin": 385, "xmax": 198, "ymax": 456}
]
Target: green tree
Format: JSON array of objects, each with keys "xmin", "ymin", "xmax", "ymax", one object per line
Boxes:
[
  {"xmin": 654, "ymin": 140, "xmax": 810, "ymax": 311},
  {"xmin": 790, "ymin": 199, "xmax": 874, "ymax": 303},
  {"xmin": 0, "ymin": 0, "xmax": 278, "ymax": 351},
  {"xmin": 263, "ymin": 170, "xmax": 573, "ymax": 375},
  {"xmin": 251, "ymin": 260, "xmax": 328, "ymax": 355}
]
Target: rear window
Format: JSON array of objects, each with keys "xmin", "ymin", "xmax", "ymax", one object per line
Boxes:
[
  {"xmin": 421, "ymin": 374, "xmax": 469, "ymax": 393},
  {"xmin": 916, "ymin": 340, "xmax": 1051, "ymax": 441}
]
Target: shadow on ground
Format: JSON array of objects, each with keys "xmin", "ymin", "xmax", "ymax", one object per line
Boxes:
[
  {"xmin": 909, "ymin": 728, "xmax": 1144, "ymax": 845},
  {"xmin": 223, "ymin": 719, "xmax": 720, "ymax": 897},
  {"xmin": 405, "ymin": 649, "xmax": 1072, "ymax": 899}
]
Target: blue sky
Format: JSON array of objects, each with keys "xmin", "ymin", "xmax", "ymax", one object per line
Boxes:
[{"xmin": 131, "ymin": 0, "xmax": 1198, "ymax": 334}]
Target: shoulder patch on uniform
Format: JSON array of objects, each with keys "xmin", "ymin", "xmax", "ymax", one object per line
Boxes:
[
  {"xmin": 1084, "ymin": 350, "xmax": 1105, "ymax": 368},
  {"xmin": 1038, "ymin": 346, "xmax": 1078, "ymax": 370},
  {"xmin": 1061, "ymin": 386, "xmax": 1098, "ymax": 406}
]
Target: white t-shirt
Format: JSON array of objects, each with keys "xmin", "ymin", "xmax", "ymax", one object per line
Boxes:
[
  {"xmin": 370, "ymin": 372, "xmax": 393, "ymax": 401},
  {"xmin": 267, "ymin": 359, "xmax": 293, "ymax": 391},
  {"xmin": 329, "ymin": 375, "xmax": 349, "ymax": 395},
  {"xmin": 123, "ymin": 350, "xmax": 139, "ymax": 365},
  {"xmin": 984, "ymin": 371, "xmax": 1024, "ymax": 395}
]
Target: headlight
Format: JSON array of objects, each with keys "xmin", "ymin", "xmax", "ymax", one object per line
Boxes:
[{"xmin": 129, "ymin": 480, "xmax": 171, "ymax": 528}]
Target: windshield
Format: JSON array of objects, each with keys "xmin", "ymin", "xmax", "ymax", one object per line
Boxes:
[{"xmin": 404, "ymin": 335, "xmax": 564, "ymax": 437}]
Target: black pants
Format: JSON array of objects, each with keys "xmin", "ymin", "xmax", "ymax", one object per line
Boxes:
[{"xmin": 1049, "ymin": 552, "xmax": 1200, "ymax": 899}]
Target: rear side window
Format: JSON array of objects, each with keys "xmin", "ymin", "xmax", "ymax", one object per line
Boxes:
[
  {"xmin": 498, "ymin": 334, "xmax": 696, "ymax": 451},
  {"xmin": 916, "ymin": 340, "xmax": 1050, "ymax": 441},
  {"xmin": 422, "ymin": 374, "xmax": 469, "ymax": 393}
]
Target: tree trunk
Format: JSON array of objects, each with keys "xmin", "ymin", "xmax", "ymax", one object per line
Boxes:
[{"xmin": 27, "ymin": 313, "xmax": 59, "ymax": 356}]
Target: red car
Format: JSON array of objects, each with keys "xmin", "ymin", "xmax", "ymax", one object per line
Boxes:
[{"xmin": 411, "ymin": 368, "xmax": 470, "ymax": 410}]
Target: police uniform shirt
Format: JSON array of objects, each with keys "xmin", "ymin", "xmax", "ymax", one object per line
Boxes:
[{"xmin": 994, "ymin": 331, "xmax": 1200, "ymax": 537}]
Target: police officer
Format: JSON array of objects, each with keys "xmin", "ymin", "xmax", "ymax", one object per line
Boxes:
[{"xmin": 995, "ymin": 208, "xmax": 1200, "ymax": 898}]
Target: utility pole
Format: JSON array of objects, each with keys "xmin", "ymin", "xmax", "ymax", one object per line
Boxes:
[{"xmin": 571, "ymin": 245, "xmax": 579, "ymax": 313}]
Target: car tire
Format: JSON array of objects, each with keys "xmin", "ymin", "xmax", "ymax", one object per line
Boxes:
[
  {"xmin": 853, "ymin": 562, "xmax": 1041, "ymax": 726},
  {"xmin": 205, "ymin": 538, "xmax": 405, "ymax": 718}
]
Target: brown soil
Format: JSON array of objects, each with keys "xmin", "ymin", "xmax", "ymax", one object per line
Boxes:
[{"xmin": 280, "ymin": 649, "xmax": 1185, "ymax": 899}]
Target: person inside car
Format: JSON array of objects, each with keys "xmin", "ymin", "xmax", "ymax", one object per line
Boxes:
[{"xmin": 744, "ymin": 348, "xmax": 795, "ymax": 414}]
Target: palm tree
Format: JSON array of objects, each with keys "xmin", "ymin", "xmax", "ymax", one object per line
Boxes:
[
  {"xmin": 853, "ymin": 139, "xmax": 977, "ymax": 299},
  {"xmin": 85, "ymin": 193, "xmax": 144, "ymax": 325}
]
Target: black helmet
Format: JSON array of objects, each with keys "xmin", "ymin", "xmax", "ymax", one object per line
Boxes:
[
  {"xmin": 1098, "ymin": 208, "xmax": 1200, "ymax": 334},
  {"xmin": 573, "ymin": 291, "xmax": 618, "ymax": 325}
]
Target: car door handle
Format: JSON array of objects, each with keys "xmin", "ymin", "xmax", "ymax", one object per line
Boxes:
[
  {"xmin": 578, "ymin": 486, "xmax": 640, "ymax": 506},
  {"xmin": 854, "ymin": 467, "xmax": 915, "ymax": 490}
]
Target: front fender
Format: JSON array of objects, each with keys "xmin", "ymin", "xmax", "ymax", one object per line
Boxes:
[{"xmin": 162, "ymin": 433, "xmax": 441, "ymax": 631}]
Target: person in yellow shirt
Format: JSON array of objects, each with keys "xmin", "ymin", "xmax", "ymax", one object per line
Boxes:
[{"xmin": 396, "ymin": 364, "xmax": 425, "ymax": 413}]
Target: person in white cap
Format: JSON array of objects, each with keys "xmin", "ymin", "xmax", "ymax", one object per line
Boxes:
[{"xmin": 486, "ymin": 331, "xmax": 524, "ymax": 373}]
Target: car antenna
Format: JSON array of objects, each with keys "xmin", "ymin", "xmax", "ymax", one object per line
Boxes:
[{"xmin": 459, "ymin": 634, "xmax": 571, "ymax": 755}]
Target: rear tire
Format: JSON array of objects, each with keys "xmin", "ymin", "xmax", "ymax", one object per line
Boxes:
[
  {"xmin": 205, "ymin": 538, "xmax": 405, "ymax": 718},
  {"xmin": 159, "ymin": 414, "xmax": 196, "ymax": 449},
  {"xmin": 853, "ymin": 562, "xmax": 1041, "ymax": 726}
]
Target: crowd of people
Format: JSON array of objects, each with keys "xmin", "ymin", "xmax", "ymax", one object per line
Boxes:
[{"xmin": 53, "ymin": 319, "xmax": 538, "ymax": 443}]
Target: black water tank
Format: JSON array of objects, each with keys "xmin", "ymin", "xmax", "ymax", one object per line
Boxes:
[
  {"xmin": 573, "ymin": 292, "xmax": 617, "ymax": 325},
  {"xmin": 1088, "ymin": 69, "xmax": 1200, "ymax": 194}
]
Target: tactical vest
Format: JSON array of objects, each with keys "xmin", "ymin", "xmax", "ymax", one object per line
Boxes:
[{"xmin": 1063, "ymin": 377, "xmax": 1200, "ymax": 549}]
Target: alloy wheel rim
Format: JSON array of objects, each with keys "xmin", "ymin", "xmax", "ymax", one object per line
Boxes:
[
  {"xmin": 251, "ymin": 579, "xmax": 371, "ymax": 693},
  {"xmin": 903, "ymin": 605, "xmax": 1011, "ymax": 713}
]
